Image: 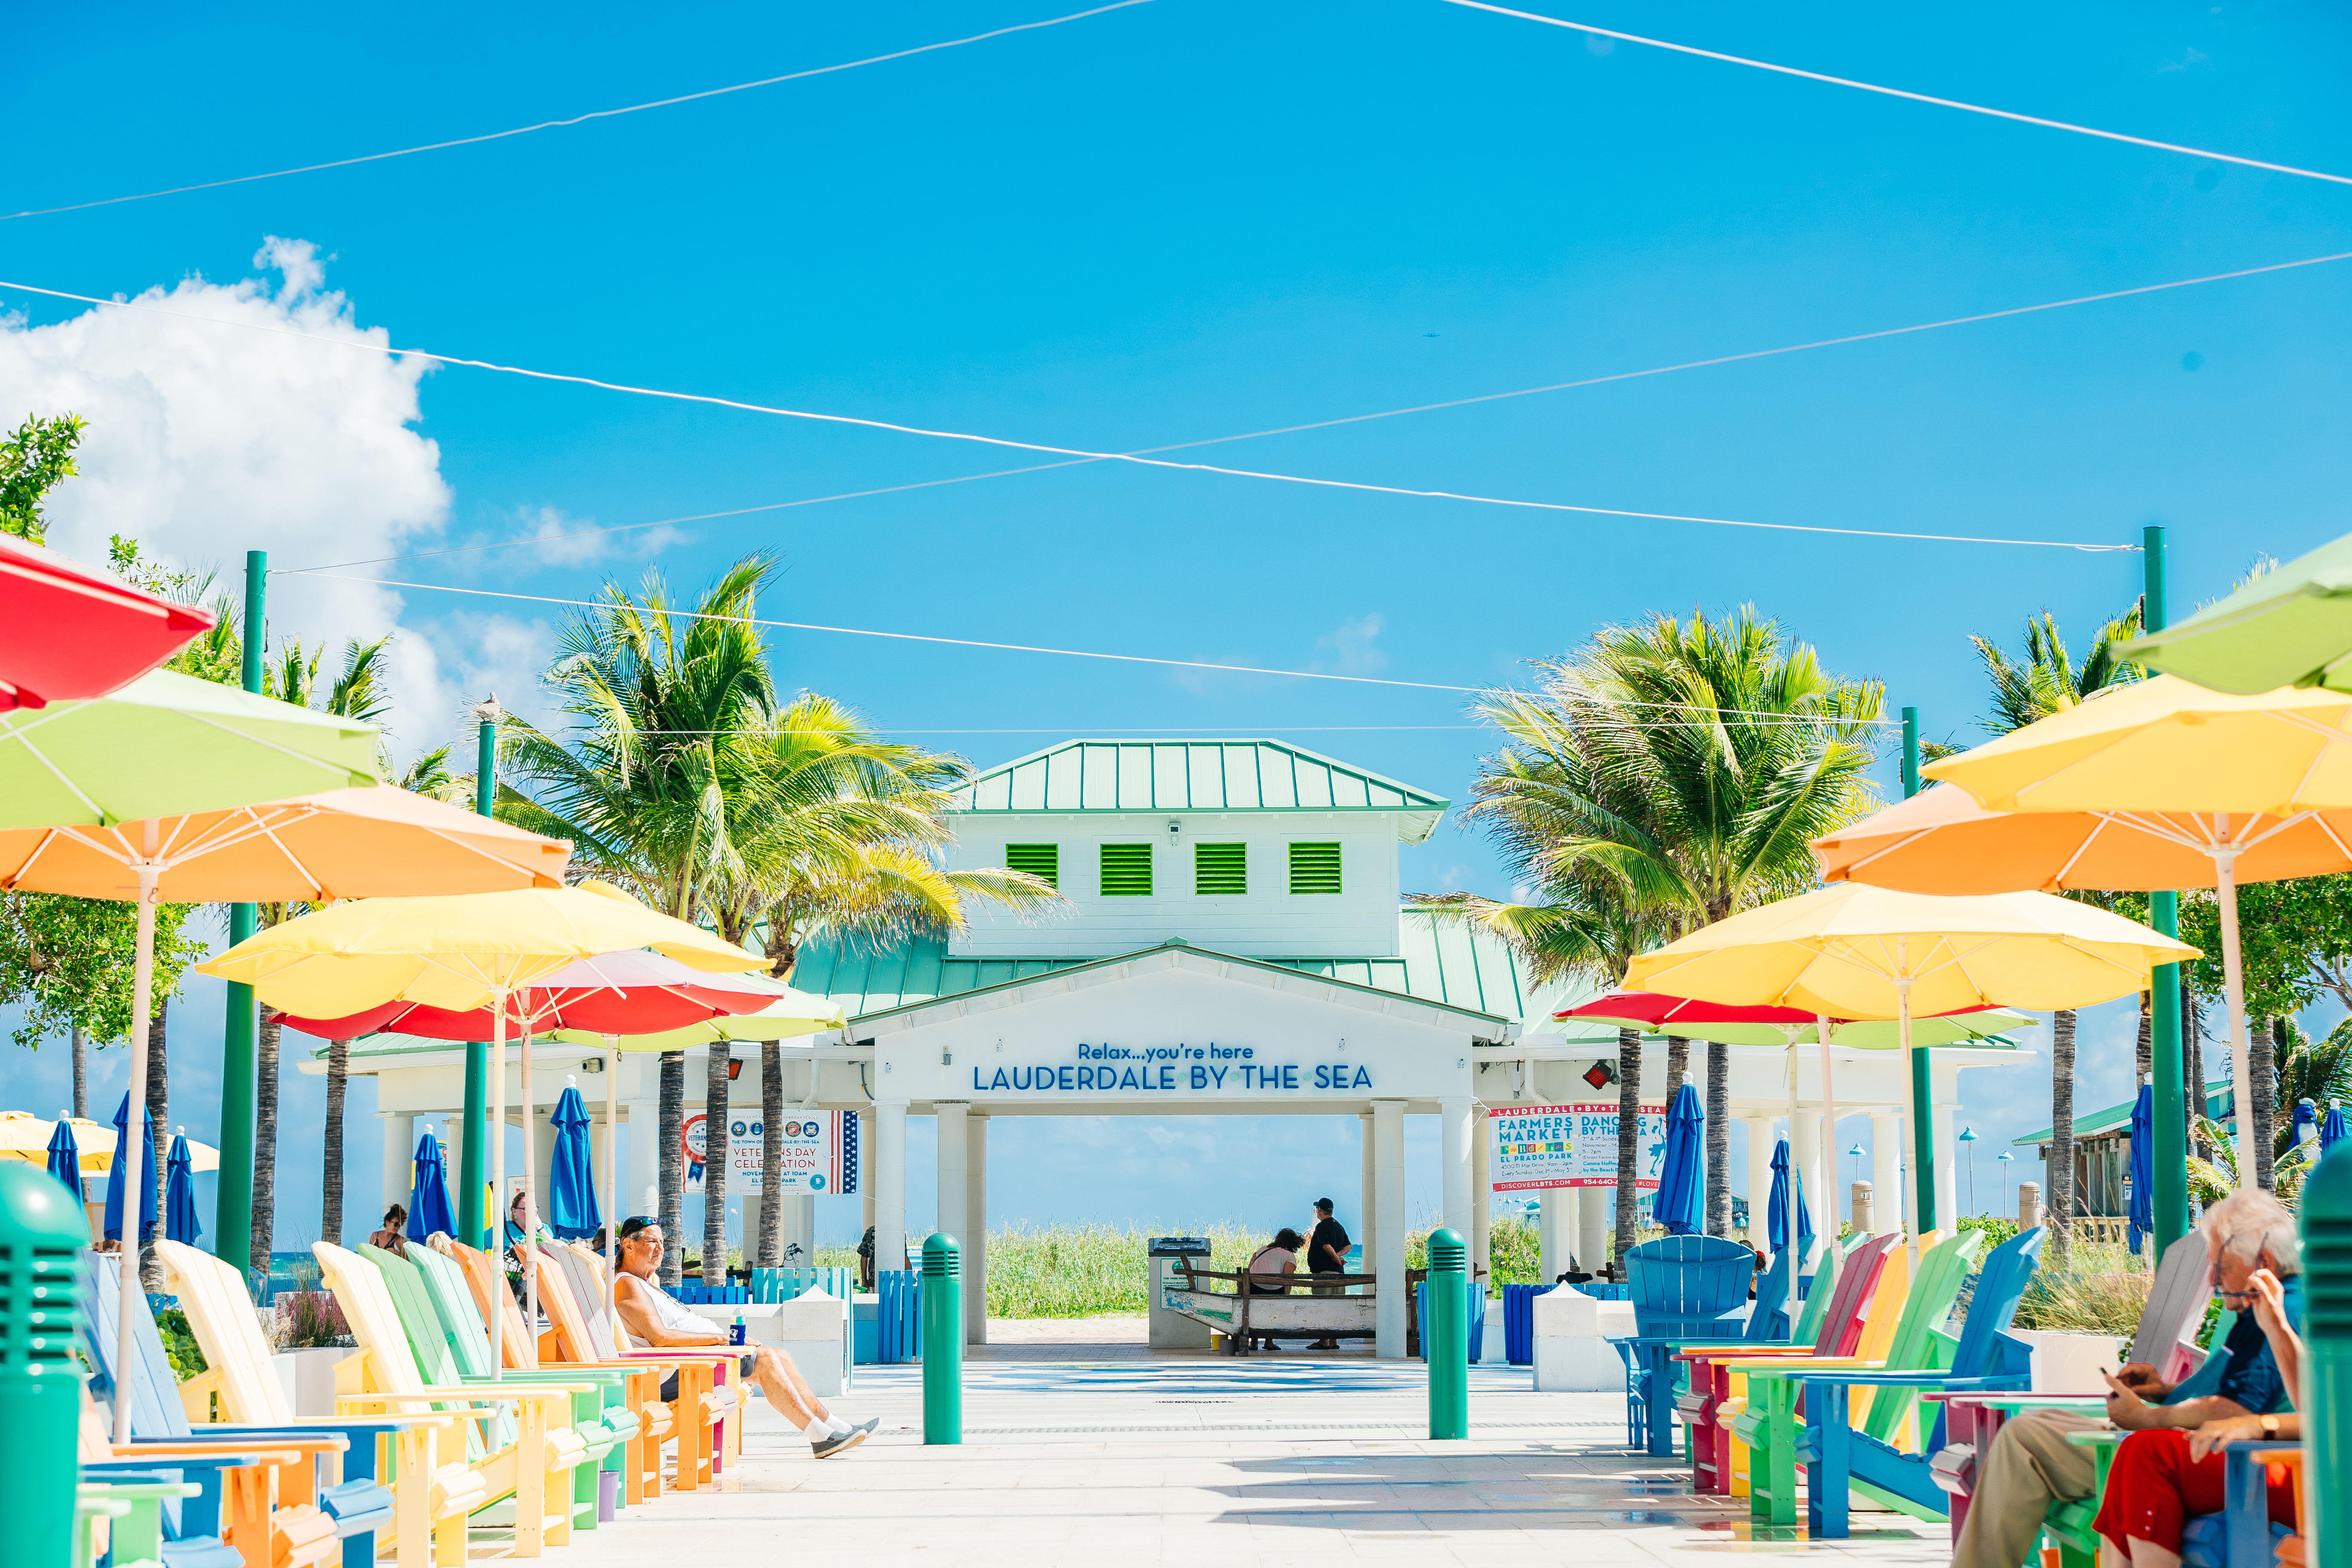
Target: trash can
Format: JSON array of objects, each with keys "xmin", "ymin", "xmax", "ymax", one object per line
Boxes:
[{"xmin": 1147, "ymin": 1236, "xmax": 1213, "ymax": 1349}]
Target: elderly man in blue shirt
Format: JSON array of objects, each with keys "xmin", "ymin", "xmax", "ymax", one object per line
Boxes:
[{"xmin": 1950, "ymin": 1190, "xmax": 2304, "ymax": 1568}]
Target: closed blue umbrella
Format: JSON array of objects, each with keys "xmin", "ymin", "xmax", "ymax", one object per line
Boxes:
[
  {"xmin": 1766, "ymin": 1136, "xmax": 1813, "ymax": 1252},
  {"xmin": 1652, "ymin": 1080, "xmax": 1704, "ymax": 1235},
  {"xmin": 2324, "ymin": 1101, "xmax": 2349, "ymax": 1155},
  {"xmin": 406, "ymin": 1126, "xmax": 456, "ymax": 1240},
  {"xmin": 44, "ymin": 1116, "xmax": 82, "ymax": 1199},
  {"xmin": 164, "ymin": 1131, "xmax": 202, "ymax": 1244},
  {"xmin": 545, "ymin": 1085, "xmax": 600, "ymax": 1240},
  {"xmin": 2292, "ymin": 1097, "xmax": 2319, "ymax": 1154},
  {"xmin": 2126, "ymin": 1084, "xmax": 2154, "ymax": 1256},
  {"xmin": 101, "ymin": 1091, "xmax": 158, "ymax": 1246}
]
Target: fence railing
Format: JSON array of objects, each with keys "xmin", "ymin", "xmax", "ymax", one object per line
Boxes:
[
  {"xmin": 874, "ymin": 1269, "xmax": 920, "ymax": 1363},
  {"xmin": 750, "ymin": 1266, "xmax": 854, "ymax": 1303}
]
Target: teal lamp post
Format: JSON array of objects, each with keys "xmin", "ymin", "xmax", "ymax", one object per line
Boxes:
[{"xmin": 1959, "ymin": 1127, "xmax": 1979, "ymax": 1216}]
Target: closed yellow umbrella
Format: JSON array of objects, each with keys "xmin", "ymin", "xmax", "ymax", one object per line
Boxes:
[
  {"xmin": 200, "ymin": 879, "xmax": 765, "ymax": 1377},
  {"xmin": 1919, "ymin": 673, "xmax": 2352, "ymax": 1192},
  {"xmin": 1625, "ymin": 883, "xmax": 2196, "ymax": 1232}
]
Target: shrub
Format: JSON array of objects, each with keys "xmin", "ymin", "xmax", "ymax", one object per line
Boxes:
[
  {"xmin": 1959, "ymin": 1215, "xmax": 2020, "ymax": 1249},
  {"xmin": 154, "ymin": 1307, "xmax": 207, "ymax": 1379},
  {"xmin": 275, "ymin": 1289, "xmax": 353, "ymax": 1349}
]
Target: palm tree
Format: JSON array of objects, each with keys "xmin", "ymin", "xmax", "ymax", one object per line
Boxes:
[
  {"xmin": 500, "ymin": 558, "xmax": 779, "ymax": 1284},
  {"xmin": 704, "ymin": 692, "xmax": 1059, "ymax": 1271},
  {"xmin": 1441, "ymin": 608, "xmax": 1882, "ymax": 1264},
  {"xmin": 1968, "ymin": 602, "xmax": 2143, "ymax": 1267}
]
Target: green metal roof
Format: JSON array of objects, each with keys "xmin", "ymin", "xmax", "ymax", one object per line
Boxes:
[
  {"xmin": 788, "ymin": 908, "xmax": 1608, "ymax": 1035},
  {"xmin": 2011, "ymin": 1078, "xmax": 2234, "ymax": 1147},
  {"xmin": 948, "ymin": 740, "xmax": 1449, "ymax": 844}
]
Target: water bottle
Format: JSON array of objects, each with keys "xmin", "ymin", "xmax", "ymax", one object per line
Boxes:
[{"xmin": 730, "ymin": 1311, "xmax": 747, "ymax": 1346}]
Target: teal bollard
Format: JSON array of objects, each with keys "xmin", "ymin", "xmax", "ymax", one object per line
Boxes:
[
  {"xmin": 1426, "ymin": 1227, "xmax": 1468, "ymax": 1440},
  {"xmin": 2305, "ymin": 1143, "xmax": 2352, "ymax": 1563},
  {"xmin": 922, "ymin": 1234, "xmax": 962, "ymax": 1445},
  {"xmin": 0, "ymin": 1161, "xmax": 92, "ymax": 1567}
]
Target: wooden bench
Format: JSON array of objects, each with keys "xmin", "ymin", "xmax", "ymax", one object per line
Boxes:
[{"xmin": 1161, "ymin": 1263, "xmax": 1430, "ymax": 1355}]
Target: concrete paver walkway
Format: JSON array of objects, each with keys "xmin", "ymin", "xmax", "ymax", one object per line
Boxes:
[{"xmin": 550, "ymin": 1355, "xmax": 1952, "ymax": 1565}]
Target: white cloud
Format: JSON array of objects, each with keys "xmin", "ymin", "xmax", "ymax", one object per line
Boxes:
[
  {"xmin": 501, "ymin": 504, "xmax": 686, "ymax": 570},
  {"xmin": 0, "ymin": 239, "xmax": 463, "ymax": 756},
  {"xmin": 1315, "ymin": 613, "xmax": 1389, "ymax": 677}
]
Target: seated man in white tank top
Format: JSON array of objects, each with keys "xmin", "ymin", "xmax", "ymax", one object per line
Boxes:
[{"xmin": 612, "ymin": 1215, "xmax": 878, "ymax": 1459}]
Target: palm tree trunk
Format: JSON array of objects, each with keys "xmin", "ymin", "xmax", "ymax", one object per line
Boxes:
[
  {"xmin": 1614, "ymin": 1028, "xmax": 1642, "ymax": 1278},
  {"xmin": 252, "ymin": 1014, "xmax": 280, "ymax": 1274},
  {"xmin": 142, "ymin": 999, "xmax": 168, "ymax": 1289},
  {"xmin": 703, "ymin": 1044, "xmax": 730, "ymax": 1286},
  {"xmin": 322, "ymin": 1037, "xmax": 350, "ymax": 1246},
  {"xmin": 1704, "ymin": 1040, "xmax": 1731, "ymax": 1237},
  {"xmin": 2253, "ymin": 1020, "xmax": 2281, "ymax": 1191},
  {"xmin": 71, "ymin": 1024, "xmax": 86, "ymax": 1121},
  {"xmin": 2184, "ymin": 982, "xmax": 2206, "ymax": 1160},
  {"xmin": 658, "ymin": 1049, "xmax": 685, "ymax": 1286},
  {"xmin": 2050, "ymin": 1008, "xmax": 2076, "ymax": 1270},
  {"xmin": 2135, "ymin": 992, "xmax": 2153, "ymax": 1082},
  {"xmin": 758, "ymin": 1042, "xmax": 784, "ymax": 1267}
]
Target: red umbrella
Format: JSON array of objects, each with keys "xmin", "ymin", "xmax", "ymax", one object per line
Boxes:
[
  {"xmin": 0, "ymin": 535, "xmax": 216, "ymax": 710},
  {"xmin": 273, "ymin": 948, "xmax": 787, "ymax": 1040},
  {"xmin": 1557, "ymin": 991, "xmax": 1819, "ymax": 1027}
]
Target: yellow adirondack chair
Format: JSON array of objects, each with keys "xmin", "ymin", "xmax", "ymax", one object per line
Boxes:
[
  {"xmin": 312, "ymin": 1241, "xmax": 594, "ymax": 1560},
  {"xmin": 155, "ymin": 1240, "xmax": 487, "ymax": 1568}
]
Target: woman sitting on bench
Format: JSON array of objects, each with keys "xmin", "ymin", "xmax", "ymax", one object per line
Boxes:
[{"xmin": 1247, "ymin": 1229, "xmax": 1307, "ymax": 1352}]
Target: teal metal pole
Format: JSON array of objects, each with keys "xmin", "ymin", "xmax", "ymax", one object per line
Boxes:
[
  {"xmin": 0, "ymin": 1164, "xmax": 92, "ymax": 1566},
  {"xmin": 2143, "ymin": 525, "xmax": 2189, "ymax": 1253},
  {"xmin": 216, "ymin": 550, "xmax": 266, "ymax": 1281},
  {"xmin": 1426, "ymin": 1227, "xmax": 1468, "ymax": 1439},
  {"xmin": 922, "ymin": 1234, "xmax": 962, "ymax": 1444},
  {"xmin": 459, "ymin": 710, "xmax": 496, "ymax": 1250},
  {"xmin": 2303, "ymin": 1144, "xmax": 2352, "ymax": 1564},
  {"xmin": 1902, "ymin": 709, "xmax": 1938, "ymax": 1234}
]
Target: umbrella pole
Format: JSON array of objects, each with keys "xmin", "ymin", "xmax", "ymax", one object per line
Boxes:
[
  {"xmin": 111, "ymin": 847, "xmax": 160, "ymax": 1446},
  {"xmin": 1816, "ymin": 1017, "xmax": 1841, "ymax": 1242},
  {"xmin": 1897, "ymin": 948, "xmax": 1923, "ymax": 1255},
  {"xmin": 522, "ymin": 1021, "xmax": 539, "ymax": 1368},
  {"xmin": 2212, "ymin": 844, "xmax": 2261, "ymax": 1195},
  {"xmin": 490, "ymin": 1000, "xmax": 505, "ymax": 1381},
  {"xmin": 604, "ymin": 1035, "xmax": 620, "ymax": 1337},
  {"xmin": 1785, "ymin": 1028, "xmax": 1801, "ymax": 1297}
]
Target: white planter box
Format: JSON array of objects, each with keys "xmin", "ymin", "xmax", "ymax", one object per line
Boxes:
[
  {"xmin": 1531, "ymin": 1285, "xmax": 1638, "ymax": 1392},
  {"xmin": 684, "ymin": 1289, "xmax": 852, "ymax": 1396},
  {"xmin": 2014, "ymin": 1328, "xmax": 2128, "ymax": 1394},
  {"xmin": 271, "ymin": 1348, "xmax": 347, "ymax": 1418}
]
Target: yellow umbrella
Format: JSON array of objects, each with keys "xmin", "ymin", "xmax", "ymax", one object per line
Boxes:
[
  {"xmin": 199, "ymin": 879, "xmax": 763, "ymax": 1377},
  {"xmin": 1625, "ymin": 883, "xmax": 2196, "ymax": 1233},
  {"xmin": 0, "ymin": 1112, "xmax": 218, "ymax": 1172},
  {"xmin": 1920, "ymin": 673, "xmax": 2352, "ymax": 1192}
]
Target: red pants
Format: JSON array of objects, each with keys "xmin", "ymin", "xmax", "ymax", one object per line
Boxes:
[{"xmin": 2092, "ymin": 1428, "xmax": 2296, "ymax": 1556}]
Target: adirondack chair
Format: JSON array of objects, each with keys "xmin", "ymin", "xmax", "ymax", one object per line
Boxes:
[
  {"xmin": 355, "ymin": 1241, "xmax": 631, "ymax": 1535},
  {"xmin": 1674, "ymin": 1233, "xmax": 1894, "ymax": 1496},
  {"xmin": 535, "ymin": 1237, "xmax": 747, "ymax": 1475},
  {"xmin": 1730, "ymin": 1230, "xmax": 1982, "ymax": 1525},
  {"xmin": 311, "ymin": 1240, "xmax": 594, "ymax": 1560},
  {"xmin": 521, "ymin": 1242, "xmax": 711, "ymax": 1501},
  {"xmin": 1608, "ymin": 1237, "xmax": 1789, "ymax": 1452},
  {"xmin": 2046, "ymin": 1432, "xmax": 2300, "ymax": 1568},
  {"xmin": 152, "ymin": 1240, "xmax": 468, "ymax": 1568},
  {"xmin": 1927, "ymin": 1229, "xmax": 2216, "ymax": 1540},
  {"xmin": 1792, "ymin": 1225, "xmax": 2045, "ymax": 1537},
  {"xmin": 84, "ymin": 1253, "xmax": 387, "ymax": 1568},
  {"xmin": 75, "ymin": 1478, "xmax": 217, "ymax": 1568},
  {"xmin": 1606, "ymin": 1235, "xmax": 1755, "ymax": 1455},
  {"xmin": 76, "ymin": 1393, "xmax": 255, "ymax": 1568}
]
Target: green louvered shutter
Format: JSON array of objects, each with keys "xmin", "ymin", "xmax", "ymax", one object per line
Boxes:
[
  {"xmin": 1005, "ymin": 843, "xmax": 1058, "ymax": 888},
  {"xmin": 1099, "ymin": 842, "xmax": 1154, "ymax": 897},
  {"xmin": 1288, "ymin": 841, "xmax": 1342, "ymax": 894},
  {"xmin": 1194, "ymin": 842, "xmax": 1246, "ymax": 896}
]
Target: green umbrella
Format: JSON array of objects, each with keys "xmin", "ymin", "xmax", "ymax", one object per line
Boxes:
[
  {"xmin": 0, "ymin": 668, "xmax": 378, "ymax": 830},
  {"xmin": 1645, "ymin": 1007, "xmax": 2031, "ymax": 1050},
  {"xmin": 2116, "ymin": 531, "xmax": 2352, "ymax": 694}
]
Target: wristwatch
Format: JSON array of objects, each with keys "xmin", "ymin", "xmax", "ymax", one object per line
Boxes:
[{"xmin": 2260, "ymin": 1414, "xmax": 2281, "ymax": 1436}]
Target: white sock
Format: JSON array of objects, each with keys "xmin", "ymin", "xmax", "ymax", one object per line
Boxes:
[
  {"xmin": 828, "ymin": 1416, "xmax": 855, "ymax": 1435},
  {"xmin": 803, "ymin": 1416, "xmax": 832, "ymax": 1442}
]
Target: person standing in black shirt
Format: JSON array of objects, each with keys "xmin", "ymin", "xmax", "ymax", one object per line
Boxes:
[{"xmin": 1305, "ymin": 1198, "xmax": 1350, "ymax": 1350}]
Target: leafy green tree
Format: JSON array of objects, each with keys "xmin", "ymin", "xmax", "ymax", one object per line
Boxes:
[{"xmin": 0, "ymin": 413, "xmax": 86, "ymax": 543}]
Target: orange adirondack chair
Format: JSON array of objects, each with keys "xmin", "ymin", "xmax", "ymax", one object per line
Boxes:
[{"xmin": 524, "ymin": 1243, "xmax": 702, "ymax": 1500}]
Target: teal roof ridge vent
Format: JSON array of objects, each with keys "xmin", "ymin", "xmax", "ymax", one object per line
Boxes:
[{"xmin": 950, "ymin": 738, "xmax": 1449, "ymax": 844}]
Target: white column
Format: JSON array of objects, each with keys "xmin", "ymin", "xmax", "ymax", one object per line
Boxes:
[
  {"xmin": 965, "ymin": 1113, "xmax": 988, "ymax": 1345},
  {"xmin": 936, "ymin": 1102, "xmax": 969, "ymax": 1256},
  {"xmin": 1794, "ymin": 1109, "xmax": 1825, "ymax": 1238},
  {"xmin": 1933, "ymin": 1104, "xmax": 1960, "ymax": 1237},
  {"xmin": 1372, "ymin": 1099, "xmax": 1406, "ymax": 1358},
  {"xmin": 858, "ymin": 1109, "xmax": 876, "ymax": 1239},
  {"xmin": 1440, "ymin": 1096, "xmax": 1474, "ymax": 1245},
  {"xmin": 1359, "ymin": 1111, "xmax": 1377, "ymax": 1276},
  {"xmin": 1744, "ymin": 1117, "xmax": 1774, "ymax": 1248},
  {"xmin": 1470, "ymin": 1107, "xmax": 1492, "ymax": 1291},
  {"xmin": 1871, "ymin": 1112, "xmax": 1904, "ymax": 1238},
  {"xmin": 380, "ymin": 1114, "xmax": 413, "ymax": 1238},
  {"xmin": 875, "ymin": 1101, "xmax": 907, "ymax": 1277},
  {"xmin": 626, "ymin": 1098, "xmax": 660, "ymax": 1216},
  {"xmin": 1575, "ymin": 1185, "xmax": 1607, "ymax": 1279},
  {"xmin": 1538, "ymin": 1188, "xmax": 1563, "ymax": 1283},
  {"xmin": 783, "ymin": 1195, "xmax": 815, "ymax": 1263}
]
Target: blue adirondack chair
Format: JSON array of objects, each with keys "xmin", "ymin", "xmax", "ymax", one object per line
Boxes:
[
  {"xmin": 1792, "ymin": 1226, "xmax": 2046, "ymax": 1538},
  {"xmin": 1607, "ymin": 1234, "xmax": 1757, "ymax": 1456},
  {"xmin": 86, "ymin": 1256, "xmax": 399, "ymax": 1567}
]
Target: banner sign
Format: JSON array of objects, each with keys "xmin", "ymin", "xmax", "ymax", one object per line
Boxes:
[
  {"xmin": 683, "ymin": 1109, "xmax": 857, "ymax": 1196},
  {"xmin": 964, "ymin": 1042, "xmax": 1375, "ymax": 1097},
  {"xmin": 1488, "ymin": 1102, "xmax": 1667, "ymax": 1191}
]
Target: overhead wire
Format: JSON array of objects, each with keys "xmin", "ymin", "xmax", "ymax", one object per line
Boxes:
[
  {"xmin": 0, "ymin": 276, "xmax": 2141, "ymax": 552},
  {"xmin": 1434, "ymin": 0, "xmax": 2352, "ymax": 189},
  {"xmin": 0, "ymin": 0, "xmax": 1158, "ymax": 222},
  {"xmin": 279, "ymin": 244, "xmax": 2352, "ymax": 572}
]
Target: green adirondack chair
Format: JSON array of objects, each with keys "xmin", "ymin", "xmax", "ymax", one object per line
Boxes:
[{"xmin": 1731, "ymin": 1230, "xmax": 1985, "ymax": 1525}]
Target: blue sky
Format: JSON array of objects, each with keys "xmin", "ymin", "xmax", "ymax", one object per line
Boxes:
[{"xmin": 5, "ymin": 0, "xmax": 2350, "ymax": 1251}]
